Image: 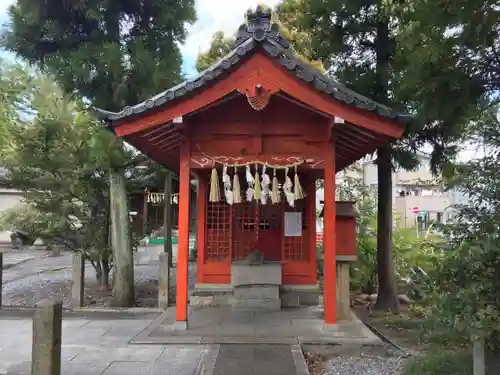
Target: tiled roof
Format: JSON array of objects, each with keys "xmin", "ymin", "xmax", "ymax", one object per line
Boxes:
[{"xmin": 95, "ymin": 5, "xmax": 411, "ymax": 126}]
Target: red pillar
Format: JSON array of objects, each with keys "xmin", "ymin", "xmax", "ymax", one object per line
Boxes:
[
  {"xmin": 323, "ymin": 142, "xmax": 337, "ymax": 324},
  {"xmin": 196, "ymin": 176, "xmax": 206, "ymax": 284},
  {"xmin": 176, "ymin": 142, "xmax": 191, "ymax": 327}
]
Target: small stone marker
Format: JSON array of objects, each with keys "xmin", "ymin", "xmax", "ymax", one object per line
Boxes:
[
  {"xmin": 159, "ymin": 252, "xmax": 170, "ymax": 308},
  {"xmin": 474, "ymin": 337, "xmax": 486, "ymax": 375},
  {"xmin": 473, "ymin": 337, "xmax": 500, "ymax": 375},
  {"xmin": 0, "ymin": 252, "xmax": 3, "ymax": 308},
  {"xmin": 71, "ymin": 253, "xmax": 84, "ymax": 308},
  {"xmin": 336, "ymin": 262, "xmax": 351, "ymax": 320},
  {"xmin": 32, "ymin": 298, "xmax": 62, "ymax": 375}
]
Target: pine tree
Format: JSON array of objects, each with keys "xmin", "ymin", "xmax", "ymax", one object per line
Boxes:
[{"xmin": 2, "ymin": 0, "xmax": 196, "ymax": 307}]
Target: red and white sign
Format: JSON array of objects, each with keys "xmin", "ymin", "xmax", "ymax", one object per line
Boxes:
[{"xmin": 411, "ymin": 207, "xmax": 420, "ymax": 214}]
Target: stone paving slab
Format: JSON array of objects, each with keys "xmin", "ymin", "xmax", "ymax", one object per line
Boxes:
[
  {"xmin": 213, "ymin": 344, "xmax": 298, "ymax": 375},
  {"xmin": 131, "ymin": 306, "xmax": 381, "ymax": 346},
  {"xmin": 0, "ymin": 317, "xmax": 206, "ymax": 375}
]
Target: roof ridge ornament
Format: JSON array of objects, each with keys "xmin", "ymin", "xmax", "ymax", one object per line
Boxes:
[{"xmin": 234, "ymin": 5, "xmax": 290, "ymax": 49}]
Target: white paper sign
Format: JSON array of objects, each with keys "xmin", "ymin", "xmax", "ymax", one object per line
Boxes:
[{"xmin": 284, "ymin": 212, "xmax": 302, "ymax": 237}]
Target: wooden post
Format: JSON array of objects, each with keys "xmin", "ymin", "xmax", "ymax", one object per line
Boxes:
[
  {"xmin": 142, "ymin": 191, "xmax": 149, "ymax": 236},
  {"xmin": 164, "ymin": 172, "xmax": 173, "ymax": 267},
  {"xmin": 474, "ymin": 337, "xmax": 486, "ymax": 375},
  {"xmin": 323, "ymin": 141, "xmax": 337, "ymax": 324},
  {"xmin": 158, "ymin": 253, "xmax": 170, "ymax": 309},
  {"xmin": 175, "ymin": 142, "xmax": 190, "ymax": 328},
  {"xmin": 71, "ymin": 253, "xmax": 84, "ymax": 308},
  {"xmin": 109, "ymin": 169, "xmax": 134, "ymax": 307},
  {"xmin": 0, "ymin": 252, "xmax": 3, "ymax": 308},
  {"xmin": 32, "ymin": 299, "xmax": 62, "ymax": 375},
  {"xmin": 336, "ymin": 262, "xmax": 350, "ymax": 320}
]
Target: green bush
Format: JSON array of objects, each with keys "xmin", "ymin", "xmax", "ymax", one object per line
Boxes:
[
  {"xmin": 428, "ymin": 110, "xmax": 500, "ymax": 347},
  {"xmin": 350, "ymin": 216, "xmax": 442, "ymax": 297},
  {"xmin": 403, "ymin": 351, "xmax": 472, "ymax": 375}
]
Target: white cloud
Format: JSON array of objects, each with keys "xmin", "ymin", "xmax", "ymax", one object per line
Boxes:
[{"xmin": 180, "ymin": 0, "xmax": 282, "ymax": 73}]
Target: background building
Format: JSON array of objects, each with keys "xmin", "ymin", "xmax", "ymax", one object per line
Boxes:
[{"xmin": 361, "ymin": 154, "xmax": 462, "ymax": 230}]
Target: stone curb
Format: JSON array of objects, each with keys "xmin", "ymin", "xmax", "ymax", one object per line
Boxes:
[
  {"xmin": 194, "ymin": 345, "xmax": 219, "ymax": 375},
  {"xmin": 0, "ymin": 306, "xmax": 163, "ymax": 319},
  {"xmin": 130, "ymin": 309, "xmax": 171, "ymax": 344},
  {"xmin": 2, "ymin": 257, "xmax": 36, "ymax": 270},
  {"xmin": 292, "ymin": 344, "xmax": 311, "ymax": 375},
  {"xmin": 72, "ymin": 307, "xmax": 164, "ymax": 313}
]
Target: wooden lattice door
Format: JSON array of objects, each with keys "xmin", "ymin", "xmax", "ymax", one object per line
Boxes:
[
  {"xmin": 258, "ymin": 204, "xmax": 282, "ymax": 261},
  {"xmin": 232, "ymin": 202, "xmax": 282, "ymax": 261},
  {"xmin": 232, "ymin": 203, "xmax": 256, "ymax": 260}
]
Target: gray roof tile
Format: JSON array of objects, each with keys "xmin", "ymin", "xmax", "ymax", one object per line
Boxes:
[{"xmin": 95, "ymin": 5, "xmax": 411, "ymax": 127}]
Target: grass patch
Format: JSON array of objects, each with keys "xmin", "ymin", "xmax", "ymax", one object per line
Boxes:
[
  {"xmin": 403, "ymin": 350, "xmax": 472, "ymax": 375},
  {"xmin": 367, "ymin": 311, "xmax": 469, "ymax": 350}
]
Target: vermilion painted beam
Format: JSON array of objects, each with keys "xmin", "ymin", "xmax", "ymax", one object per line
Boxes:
[
  {"xmin": 323, "ymin": 140, "xmax": 337, "ymax": 324},
  {"xmin": 140, "ymin": 124, "xmax": 172, "ymax": 138},
  {"xmin": 176, "ymin": 141, "xmax": 191, "ymax": 326}
]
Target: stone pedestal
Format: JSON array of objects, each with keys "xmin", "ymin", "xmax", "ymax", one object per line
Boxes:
[
  {"xmin": 158, "ymin": 253, "xmax": 170, "ymax": 309},
  {"xmin": 231, "ymin": 262, "xmax": 282, "ymax": 311},
  {"xmin": 231, "ymin": 262, "xmax": 282, "ymax": 286},
  {"xmin": 32, "ymin": 299, "xmax": 62, "ymax": 375},
  {"xmin": 71, "ymin": 253, "xmax": 84, "ymax": 308}
]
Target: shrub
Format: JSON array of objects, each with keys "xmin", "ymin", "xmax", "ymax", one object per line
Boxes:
[{"xmin": 403, "ymin": 351, "xmax": 472, "ymax": 375}]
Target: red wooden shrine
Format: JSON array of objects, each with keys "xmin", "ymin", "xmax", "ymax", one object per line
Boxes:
[{"xmin": 96, "ymin": 6, "xmax": 407, "ymax": 326}]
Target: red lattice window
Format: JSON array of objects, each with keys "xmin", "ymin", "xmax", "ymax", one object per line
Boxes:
[
  {"xmin": 283, "ymin": 200, "xmax": 309, "ymax": 262},
  {"xmin": 232, "ymin": 203, "xmax": 257, "ymax": 260},
  {"xmin": 206, "ymin": 202, "xmax": 230, "ymax": 261}
]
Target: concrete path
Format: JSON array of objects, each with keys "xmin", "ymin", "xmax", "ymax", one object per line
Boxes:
[
  {"xmin": 212, "ymin": 344, "xmax": 307, "ymax": 375},
  {"xmin": 0, "ymin": 316, "xmax": 206, "ymax": 375}
]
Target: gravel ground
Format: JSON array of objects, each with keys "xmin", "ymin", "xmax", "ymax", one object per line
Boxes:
[
  {"xmin": 304, "ymin": 344, "xmax": 407, "ymax": 375},
  {"xmin": 326, "ymin": 355, "xmax": 406, "ymax": 375},
  {"xmin": 1, "ymin": 248, "xmax": 197, "ymax": 309}
]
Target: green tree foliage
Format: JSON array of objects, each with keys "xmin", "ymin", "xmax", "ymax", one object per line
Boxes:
[
  {"xmin": 195, "ymin": 4, "xmax": 323, "ymax": 73},
  {"xmin": 196, "ymin": 31, "xmax": 234, "ymax": 72},
  {"xmin": 279, "ymin": 0, "xmax": 405, "ymax": 311},
  {"xmin": 276, "ymin": 0, "xmax": 484, "ymax": 311},
  {"xmin": 2, "ymin": 0, "xmax": 196, "ymax": 306},
  {"xmin": 0, "ymin": 60, "xmax": 32, "ymax": 157},
  {"xmin": 0, "ymin": 74, "xmax": 130, "ymax": 289},
  {"xmin": 2, "ymin": 0, "xmax": 196, "ymax": 110},
  {"xmin": 432, "ymin": 108, "xmax": 500, "ymax": 346}
]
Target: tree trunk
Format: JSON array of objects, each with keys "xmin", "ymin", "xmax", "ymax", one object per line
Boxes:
[
  {"xmin": 374, "ymin": 146, "xmax": 400, "ymax": 312},
  {"xmin": 100, "ymin": 257, "xmax": 110, "ymax": 291},
  {"xmin": 95, "ymin": 261, "xmax": 102, "ymax": 283},
  {"xmin": 372, "ymin": 17, "xmax": 400, "ymax": 312},
  {"xmin": 109, "ymin": 169, "xmax": 134, "ymax": 307}
]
